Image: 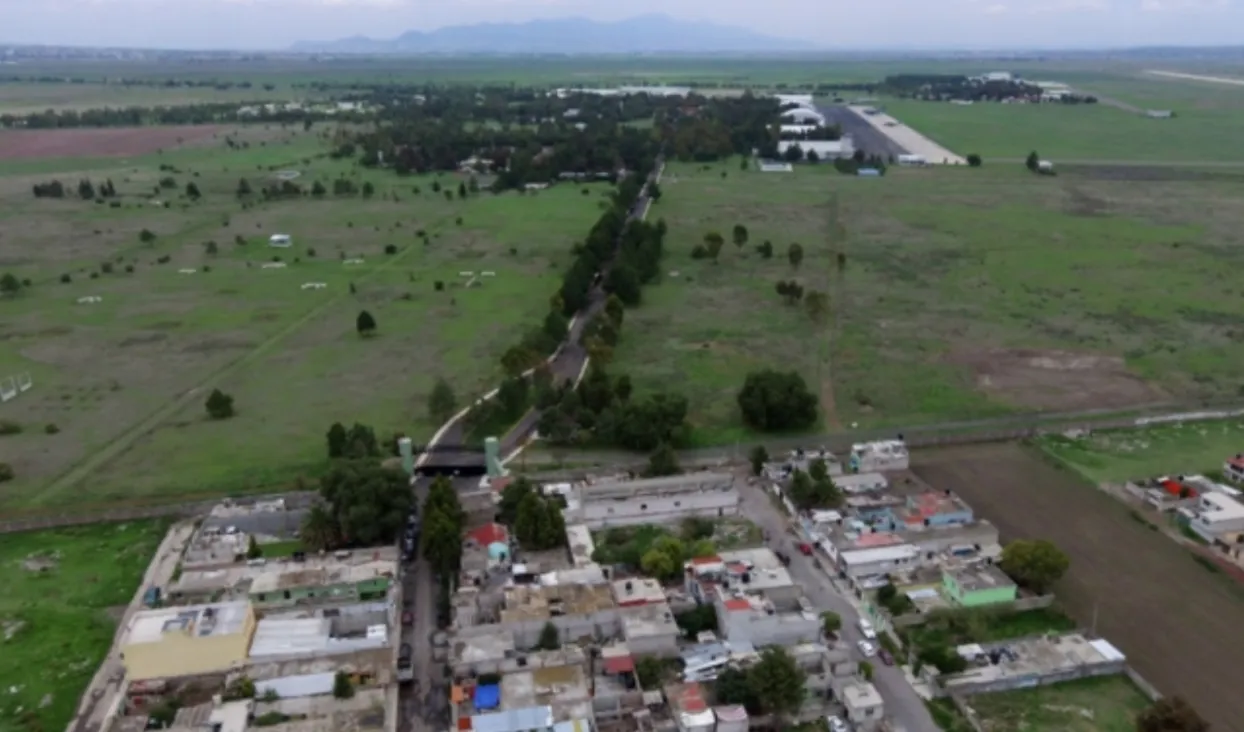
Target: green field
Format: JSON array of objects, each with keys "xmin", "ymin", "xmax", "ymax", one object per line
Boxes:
[
  {"xmin": 880, "ymin": 84, "xmax": 1244, "ymax": 164},
  {"xmin": 1039, "ymin": 420, "xmax": 1244, "ymax": 483},
  {"xmin": 613, "ymin": 157, "xmax": 1244, "ymax": 443},
  {"xmin": 0, "ymin": 128, "xmax": 606, "ymax": 512},
  {"xmin": 967, "ymin": 675, "xmax": 1152, "ymax": 732},
  {"xmin": 0, "ymin": 521, "xmax": 169, "ymax": 732}
]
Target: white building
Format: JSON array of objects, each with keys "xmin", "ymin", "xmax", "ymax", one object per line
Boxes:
[
  {"xmin": 834, "ymin": 473, "xmax": 887, "ymax": 494},
  {"xmin": 836, "ymin": 544, "xmax": 919, "ymax": 579},
  {"xmin": 848, "ymin": 440, "xmax": 909, "ymax": 473},
  {"xmin": 777, "ymin": 138, "xmax": 855, "ymax": 161},
  {"xmin": 841, "ymin": 682, "xmax": 885, "ymax": 729},
  {"xmin": 572, "ymin": 472, "xmax": 739, "ymax": 529},
  {"xmin": 619, "ymin": 602, "xmax": 681, "ymax": 658},
  {"xmin": 781, "ymin": 108, "xmax": 826, "ymax": 125},
  {"xmin": 1180, "ymin": 492, "xmax": 1244, "ymax": 541},
  {"xmin": 896, "ymin": 154, "xmax": 926, "ymax": 166},
  {"xmin": 684, "ymin": 548, "xmax": 800, "ymax": 606},
  {"xmin": 1224, "ymin": 456, "xmax": 1244, "ymax": 484},
  {"xmin": 713, "ymin": 594, "xmax": 819, "ymax": 647},
  {"xmin": 268, "ymin": 234, "xmax": 292, "ymax": 247}
]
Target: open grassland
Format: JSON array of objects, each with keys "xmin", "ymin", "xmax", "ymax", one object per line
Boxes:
[
  {"xmin": 0, "ymin": 125, "xmax": 607, "ymax": 513},
  {"xmin": 613, "ymin": 158, "xmax": 1244, "ymax": 442},
  {"xmin": 0, "ymin": 82, "xmax": 295, "ymax": 114},
  {"xmin": 965, "ymin": 675, "xmax": 1152, "ymax": 732},
  {"xmin": 1038, "ymin": 419, "xmax": 1244, "ymax": 483},
  {"xmin": 0, "ymin": 520, "xmax": 168, "ymax": 732},
  {"xmin": 877, "ymin": 73, "xmax": 1244, "ymax": 164},
  {"xmin": 915, "ymin": 443, "xmax": 1244, "ymax": 732}
]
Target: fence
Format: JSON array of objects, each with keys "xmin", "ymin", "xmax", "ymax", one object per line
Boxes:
[
  {"xmin": 0, "ymin": 491, "xmax": 318, "ymax": 534},
  {"xmin": 1126, "ymin": 666, "xmax": 1164, "ymax": 701}
]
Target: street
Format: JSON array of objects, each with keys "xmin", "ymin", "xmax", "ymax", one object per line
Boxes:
[{"xmin": 737, "ymin": 479, "xmax": 939, "ymax": 732}]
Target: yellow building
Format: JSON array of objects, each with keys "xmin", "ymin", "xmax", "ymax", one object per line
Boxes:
[{"xmin": 120, "ymin": 601, "xmax": 255, "ymax": 679}]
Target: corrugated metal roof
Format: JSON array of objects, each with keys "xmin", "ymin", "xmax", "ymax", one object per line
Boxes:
[
  {"xmin": 249, "ymin": 618, "xmax": 330, "ymax": 657},
  {"xmin": 255, "ymin": 673, "xmax": 335, "ymax": 699},
  {"xmin": 470, "ymin": 705, "xmax": 553, "ymax": 732}
]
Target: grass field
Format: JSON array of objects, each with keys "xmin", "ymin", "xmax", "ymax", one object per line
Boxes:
[
  {"xmin": 615, "ymin": 157, "xmax": 1244, "ymax": 443},
  {"xmin": 0, "ymin": 125, "xmax": 607, "ymax": 513},
  {"xmin": 1038, "ymin": 420, "xmax": 1244, "ymax": 483},
  {"xmin": 878, "ymin": 96, "xmax": 1244, "ymax": 163},
  {"xmin": 901, "ymin": 607, "xmax": 1077, "ymax": 650},
  {"xmin": 916, "ymin": 443, "xmax": 1244, "ymax": 732},
  {"xmin": 0, "ymin": 520, "xmax": 169, "ymax": 732},
  {"xmin": 0, "ymin": 82, "xmax": 297, "ymax": 114},
  {"xmin": 966, "ymin": 675, "xmax": 1152, "ymax": 732}
]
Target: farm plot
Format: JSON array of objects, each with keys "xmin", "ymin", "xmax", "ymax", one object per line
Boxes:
[
  {"xmin": 1039, "ymin": 419, "xmax": 1244, "ymax": 484},
  {"xmin": 914, "ymin": 442, "xmax": 1244, "ymax": 732},
  {"xmin": 0, "ymin": 520, "xmax": 169, "ymax": 732},
  {"xmin": 613, "ymin": 158, "xmax": 1244, "ymax": 443},
  {"xmin": 0, "ymin": 132, "xmax": 607, "ymax": 512}
]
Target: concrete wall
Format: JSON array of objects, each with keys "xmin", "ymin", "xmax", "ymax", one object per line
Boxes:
[
  {"xmin": 494, "ymin": 610, "xmax": 621, "ymax": 649},
  {"xmin": 942, "ymin": 661, "xmax": 1127, "ymax": 696},
  {"xmin": 122, "ymin": 614, "xmax": 256, "ymax": 680},
  {"xmin": 580, "ymin": 490, "xmax": 739, "ymax": 529},
  {"xmin": 891, "ymin": 594, "xmax": 1055, "ymax": 629}
]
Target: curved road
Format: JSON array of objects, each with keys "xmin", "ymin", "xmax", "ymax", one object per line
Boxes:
[{"xmin": 421, "ymin": 163, "xmax": 663, "ymax": 468}]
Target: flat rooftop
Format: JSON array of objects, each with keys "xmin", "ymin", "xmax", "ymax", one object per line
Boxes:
[
  {"xmin": 125, "ymin": 601, "xmax": 250, "ymax": 645},
  {"xmin": 501, "ymin": 662, "xmax": 592, "ymax": 720},
  {"xmin": 947, "ymin": 564, "xmax": 1016, "ymax": 593},
  {"xmin": 250, "ymin": 547, "xmax": 398, "ymax": 595},
  {"xmin": 453, "ymin": 626, "xmax": 516, "ymax": 666},
  {"xmin": 577, "ymin": 471, "xmax": 736, "ymax": 499},
  {"xmin": 565, "ymin": 524, "xmax": 595, "ymax": 567},
  {"xmin": 613, "ymin": 577, "xmax": 666, "ymax": 606},
  {"xmin": 944, "ymin": 633, "xmax": 1125, "ymax": 690},
  {"xmin": 620, "ymin": 602, "xmax": 679, "ymax": 640},
  {"xmin": 500, "ymin": 583, "xmax": 615, "ymax": 623},
  {"xmin": 842, "ymin": 682, "xmax": 883, "ymax": 710}
]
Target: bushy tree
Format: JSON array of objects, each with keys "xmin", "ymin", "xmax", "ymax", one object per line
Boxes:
[
  {"xmin": 0, "ymin": 273, "xmax": 22, "ymax": 297},
  {"xmin": 999, "ymin": 539, "xmax": 1070, "ymax": 594},
  {"xmin": 747, "ymin": 647, "xmax": 806, "ymax": 719},
  {"xmin": 185, "ymin": 182, "xmax": 201, "ymax": 199},
  {"xmin": 318, "ymin": 461, "xmax": 413, "ymax": 546},
  {"xmin": 731, "ymin": 224, "xmax": 749, "ymax": 249},
  {"xmin": 514, "ymin": 492, "xmax": 566, "ymax": 550},
  {"xmin": 787, "ymin": 242, "xmax": 804, "ymax": 269},
  {"xmin": 821, "ymin": 611, "xmax": 841, "ymax": 636},
  {"xmin": 737, "ymin": 369, "xmax": 817, "ymax": 432},
  {"xmin": 1136, "ymin": 696, "xmax": 1209, "ymax": 732},
  {"xmin": 536, "ymin": 621, "xmax": 561, "ymax": 650},
  {"xmin": 967, "ymin": 153, "xmax": 982, "ymax": 167},
  {"xmin": 205, "ymin": 388, "xmax": 235, "ymax": 419},
  {"xmin": 748, "ymin": 445, "xmax": 769, "ymax": 476},
  {"xmin": 1025, "ymin": 151, "xmax": 1040, "ymax": 172},
  {"xmin": 644, "ymin": 443, "xmax": 680, "ymax": 477},
  {"xmin": 356, "ymin": 310, "xmax": 377, "ymax": 336}
]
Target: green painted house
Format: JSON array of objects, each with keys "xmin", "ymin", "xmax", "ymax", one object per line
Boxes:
[{"xmin": 941, "ymin": 565, "xmax": 1017, "ymax": 607}]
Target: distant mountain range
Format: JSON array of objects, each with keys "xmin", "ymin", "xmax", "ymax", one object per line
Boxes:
[{"xmin": 290, "ymin": 15, "xmax": 819, "ymax": 55}]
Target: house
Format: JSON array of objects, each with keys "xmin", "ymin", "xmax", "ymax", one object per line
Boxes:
[
  {"xmin": 1224, "ymin": 455, "xmax": 1244, "ymax": 484},
  {"xmin": 941, "ymin": 565, "xmax": 1017, "ymax": 607},
  {"xmin": 841, "ymin": 682, "xmax": 885, "ymax": 729},
  {"xmin": 777, "ymin": 138, "xmax": 855, "ymax": 161},
  {"xmin": 713, "ymin": 594, "xmax": 819, "ymax": 647},
  {"xmin": 848, "ymin": 441, "xmax": 909, "ymax": 472},
  {"xmin": 571, "ymin": 472, "xmax": 739, "ymax": 529},
  {"xmin": 248, "ymin": 550, "xmax": 396, "ymax": 609},
  {"xmin": 119, "ymin": 601, "xmax": 256, "ymax": 679},
  {"xmin": 836, "ymin": 544, "xmax": 919, "ymax": 580},
  {"xmin": 1178, "ymin": 492, "xmax": 1244, "ymax": 541},
  {"xmin": 268, "ymin": 234, "xmax": 292, "ymax": 247}
]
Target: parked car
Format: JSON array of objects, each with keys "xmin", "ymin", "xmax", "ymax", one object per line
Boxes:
[
  {"xmin": 829, "ymin": 718, "xmax": 850, "ymax": 732},
  {"xmin": 857, "ymin": 640, "xmax": 877, "ymax": 658},
  {"xmin": 797, "ymin": 542, "xmax": 813, "ymax": 556},
  {"xmin": 878, "ymin": 649, "xmax": 895, "ymax": 666},
  {"xmin": 401, "ymin": 611, "xmax": 413, "ymax": 627}
]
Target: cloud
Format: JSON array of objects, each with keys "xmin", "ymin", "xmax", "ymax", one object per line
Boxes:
[
  {"xmin": 1141, "ymin": 0, "xmax": 1229, "ymax": 10},
  {"xmin": 983, "ymin": 3, "xmax": 1008, "ymax": 12}
]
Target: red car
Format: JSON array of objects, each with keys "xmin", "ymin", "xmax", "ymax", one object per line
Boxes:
[
  {"xmin": 401, "ymin": 611, "xmax": 413, "ymax": 627},
  {"xmin": 878, "ymin": 649, "xmax": 895, "ymax": 666},
  {"xmin": 797, "ymin": 542, "xmax": 813, "ymax": 556}
]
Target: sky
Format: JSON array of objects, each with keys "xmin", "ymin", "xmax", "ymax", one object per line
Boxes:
[{"xmin": 3, "ymin": 0, "xmax": 1242, "ymax": 50}]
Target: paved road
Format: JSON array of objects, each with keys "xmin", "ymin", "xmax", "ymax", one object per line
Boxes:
[
  {"xmin": 817, "ymin": 104, "xmax": 907, "ymax": 158},
  {"xmin": 422, "ymin": 163, "xmax": 663, "ymax": 469},
  {"xmin": 737, "ymin": 481, "xmax": 937, "ymax": 732}
]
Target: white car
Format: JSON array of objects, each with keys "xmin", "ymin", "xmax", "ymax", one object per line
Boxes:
[
  {"xmin": 857, "ymin": 640, "xmax": 877, "ymax": 658},
  {"xmin": 829, "ymin": 718, "xmax": 851, "ymax": 732}
]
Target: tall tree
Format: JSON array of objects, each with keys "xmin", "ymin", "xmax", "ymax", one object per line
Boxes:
[
  {"xmin": 787, "ymin": 242, "xmax": 804, "ymax": 269},
  {"xmin": 319, "ymin": 461, "xmax": 412, "ymax": 546},
  {"xmin": 0, "ymin": 273, "xmax": 21, "ymax": 297},
  {"xmin": 356, "ymin": 310, "xmax": 377, "ymax": 336},
  {"xmin": 749, "ymin": 445, "xmax": 769, "ymax": 476},
  {"xmin": 703, "ymin": 232, "xmax": 725, "ymax": 261},
  {"xmin": 1025, "ymin": 151, "xmax": 1040, "ymax": 172},
  {"xmin": 747, "ymin": 647, "xmax": 806, "ymax": 720},
  {"xmin": 300, "ymin": 504, "xmax": 338, "ymax": 550},
  {"xmin": 731, "ymin": 224, "xmax": 749, "ymax": 250},
  {"xmin": 325, "ymin": 422, "xmax": 348, "ymax": 458},
  {"xmin": 644, "ymin": 443, "xmax": 680, "ymax": 477},
  {"xmin": 205, "ymin": 389, "xmax": 235, "ymax": 419},
  {"xmin": 428, "ymin": 378, "xmax": 457, "ymax": 424}
]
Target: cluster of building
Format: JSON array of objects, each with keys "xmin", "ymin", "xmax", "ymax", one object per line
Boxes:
[
  {"xmin": 1126, "ymin": 456, "xmax": 1244, "ymax": 565},
  {"xmin": 446, "ymin": 470, "xmax": 887, "ymax": 732},
  {"xmin": 774, "ymin": 442, "xmax": 1013, "ymax": 614},
  {"xmin": 108, "ymin": 512, "xmax": 402, "ymax": 732}
]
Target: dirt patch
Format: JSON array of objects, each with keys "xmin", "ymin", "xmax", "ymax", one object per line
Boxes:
[
  {"xmin": 21, "ymin": 551, "xmax": 59, "ymax": 573},
  {"xmin": 1066, "ymin": 165, "xmax": 1244, "ymax": 184},
  {"xmin": 949, "ymin": 347, "xmax": 1163, "ymax": 411},
  {"xmin": 181, "ymin": 335, "xmax": 257, "ymax": 354},
  {"xmin": 915, "ymin": 443, "xmax": 1244, "ymax": 732},
  {"xmin": 0, "ymin": 125, "xmax": 224, "ymax": 161},
  {"xmin": 118, "ymin": 332, "xmax": 169, "ymax": 348}
]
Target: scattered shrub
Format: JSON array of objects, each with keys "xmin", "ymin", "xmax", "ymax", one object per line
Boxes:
[{"xmin": 44, "ymin": 423, "xmax": 60, "ymax": 435}]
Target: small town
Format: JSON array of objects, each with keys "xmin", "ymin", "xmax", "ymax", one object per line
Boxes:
[{"xmin": 39, "ymin": 434, "xmax": 1193, "ymax": 732}]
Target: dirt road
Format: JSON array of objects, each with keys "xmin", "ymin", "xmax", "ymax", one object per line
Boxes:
[{"xmin": 66, "ymin": 521, "xmax": 196, "ymax": 732}]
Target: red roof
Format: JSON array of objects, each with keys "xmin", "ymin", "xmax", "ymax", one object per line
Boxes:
[
  {"xmin": 1160, "ymin": 479, "xmax": 1197, "ymax": 498},
  {"xmin": 467, "ymin": 523, "xmax": 508, "ymax": 546},
  {"xmin": 673, "ymin": 683, "xmax": 708, "ymax": 713},
  {"xmin": 724, "ymin": 598, "xmax": 751, "ymax": 612},
  {"xmin": 602, "ymin": 654, "xmax": 635, "ymax": 675},
  {"xmin": 690, "ymin": 556, "xmax": 722, "ymax": 565},
  {"xmin": 1229, "ymin": 457, "xmax": 1244, "ymax": 470}
]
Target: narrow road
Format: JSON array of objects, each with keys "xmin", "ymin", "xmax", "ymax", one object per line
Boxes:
[{"xmin": 737, "ymin": 482, "xmax": 938, "ymax": 732}]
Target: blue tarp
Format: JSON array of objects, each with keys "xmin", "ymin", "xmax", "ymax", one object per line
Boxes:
[{"xmin": 474, "ymin": 683, "xmax": 501, "ymax": 711}]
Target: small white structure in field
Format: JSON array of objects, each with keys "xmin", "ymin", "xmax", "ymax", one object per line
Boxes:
[
  {"xmin": 481, "ymin": 271, "xmax": 496, "ymax": 277},
  {"xmin": 897, "ymin": 154, "xmax": 927, "ymax": 166},
  {"xmin": 0, "ymin": 378, "xmax": 15, "ymax": 402},
  {"xmin": 269, "ymin": 234, "xmax": 292, "ymax": 247},
  {"xmin": 178, "ymin": 268, "xmax": 197, "ymax": 274},
  {"xmin": 300, "ymin": 282, "xmax": 327, "ymax": 290},
  {"xmin": 343, "ymin": 258, "xmax": 365, "ymax": 265},
  {"xmin": 261, "ymin": 262, "xmax": 287, "ymax": 270},
  {"xmin": 1038, "ymin": 160, "xmax": 1055, "ymax": 172},
  {"xmin": 76, "ymin": 296, "xmax": 103, "ymax": 304}
]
